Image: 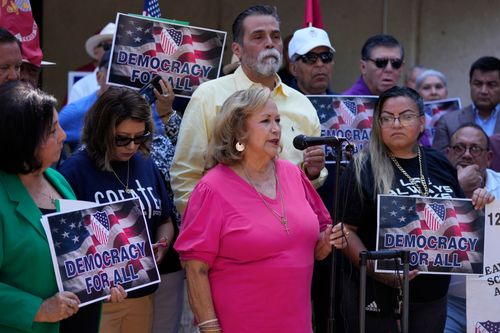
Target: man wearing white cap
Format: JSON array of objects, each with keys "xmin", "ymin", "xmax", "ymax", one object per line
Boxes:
[
  {"xmin": 68, "ymin": 22, "xmax": 115, "ymax": 103},
  {"xmin": 288, "ymin": 27, "xmax": 335, "ymax": 95}
]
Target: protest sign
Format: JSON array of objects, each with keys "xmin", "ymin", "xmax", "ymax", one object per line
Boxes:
[
  {"xmin": 466, "ymin": 200, "xmax": 500, "ymax": 332},
  {"xmin": 108, "ymin": 13, "xmax": 226, "ymax": 97},
  {"xmin": 376, "ymin": 195, "xmax": 484, "ymax": 274},
  {"xmin": 307, "ymin": 95, "xmax": 377, "ymax": 163},
  {"xmin": 42, "ymin": 198, "xmax": 160, "ymax": 306},
  {"xmin": 423, "ymin": 97, "xmax": 461, "ymax": 145}
]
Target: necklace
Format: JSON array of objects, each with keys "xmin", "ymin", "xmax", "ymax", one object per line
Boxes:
[
  {"xmin": 111, "ymin": 160, "xmax": 131, "ymax": 193},
  {"xmin": 242, "ymin": 162, "xmax": 289, "ymax": 234},
  {"xmin": 40, "ymin": 192, "xmax": 57, "ymax": 205},
  {"xmin": 389, "ymin": 146, "xmax": 429, "ymax": 196}
]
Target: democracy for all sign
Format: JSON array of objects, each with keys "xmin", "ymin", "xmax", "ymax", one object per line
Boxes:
[
  {"xmin": 376, "ymin": 195, "xmax": 484, "ymax": 274},
  {"xmin": 108, "ymin": 13, "xmax": 226, "ymax": 97},
  {"xmin": 42, "ymin": 198, "xmax": 160, "ymax": 306},
  {"xmin": 307, "ymin": 95, "xmax": 377, "ymax": 163}
]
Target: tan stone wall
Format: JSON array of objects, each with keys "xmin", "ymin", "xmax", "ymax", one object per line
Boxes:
[{"xmin": 42, "ymin": 0, "xmax": 500, "ymax": 106}]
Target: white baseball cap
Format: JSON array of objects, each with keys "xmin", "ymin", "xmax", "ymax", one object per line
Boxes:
[{"xmin": 288, "ymin": 27, "xmax": 335, "ymax": 60}]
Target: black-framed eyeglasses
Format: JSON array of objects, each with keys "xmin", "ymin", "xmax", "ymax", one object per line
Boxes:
[
  {"xmin": 298, "ymin": 51, "xmax": 334, "ymax": 65},
  {"xmin": 366, "ymin": 58, "xmax": 403, "ymax": 69},
  {"xmin": 97, "ymin": 41, "xmax": 112, "ymax": 51},
  {"xmin": 450, "ymin": 144, "xmax": 487, "ymax": 157},
  {"xmin": 114, "ymin": 132, "xmax": 151, "ymax": 147},
  {"xmin": 379, "ymin": 113, "xmax": 422, "ymax": 128}
]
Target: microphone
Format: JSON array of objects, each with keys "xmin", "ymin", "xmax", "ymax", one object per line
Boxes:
[{"xmin": 293, "ymin": 134, "xmax": 348, "ymax": 150}]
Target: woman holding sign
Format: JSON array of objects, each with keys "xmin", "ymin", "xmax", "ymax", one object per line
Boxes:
[
  {"xmin": 59, "ymin": 87, "xmax": 173, "ymax": 333},
  {"xmin": 338, "ymin": 86, "xmax": 492, "ymax": 333},
  {"xmin": 0, "ymin": 81, "xmax": 81, "ymax": 333}
]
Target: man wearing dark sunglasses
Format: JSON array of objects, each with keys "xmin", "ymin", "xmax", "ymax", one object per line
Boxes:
[
  {"xmin": 343, "ymin": 34, "xmax": 404, "ymax": 96},
  {"xmin": 288, "ymin": 27, "xmax": 335, "ymax": 95}
]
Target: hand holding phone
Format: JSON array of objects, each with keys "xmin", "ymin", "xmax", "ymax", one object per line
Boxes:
[{"xmin": 139, "ymin": 75, "xmax": 162, "ymax": 105}]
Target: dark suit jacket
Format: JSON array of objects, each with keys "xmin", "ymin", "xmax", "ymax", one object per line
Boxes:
[
  {"xmin": 432, "ymin": 105, "xmax": 500, "ymax": 153},
  {"xmin": 0, "ymin": 168, "xmax": 75, "ymax": 333}
]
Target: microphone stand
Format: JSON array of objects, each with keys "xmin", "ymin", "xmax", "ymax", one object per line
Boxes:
[{"xmin": 327, "ymin": 141, "xmax": 348, "ymax": 333}]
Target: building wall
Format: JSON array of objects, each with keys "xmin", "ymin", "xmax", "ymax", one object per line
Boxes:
[{"xmin": 42, "ymin": 0, "xmax": 500, "ymax": 107}]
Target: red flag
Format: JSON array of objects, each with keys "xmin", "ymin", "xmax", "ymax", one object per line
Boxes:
[
  {"xmin": 0, "ymin": 0, "xmax": 43, "ymax": 67},
  {"xmin": 304, "ymin": 0, "xmax": 324, "ymax": 28}
]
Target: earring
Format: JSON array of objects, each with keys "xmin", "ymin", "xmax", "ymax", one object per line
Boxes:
[{"xmin": 235, "ymin": 142, "xmax": 245, "ymax": 152}]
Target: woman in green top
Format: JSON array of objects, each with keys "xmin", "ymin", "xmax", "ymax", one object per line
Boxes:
[{"xmin": 0, "ymin": 81, "xmax": 80, "ymax": 333}]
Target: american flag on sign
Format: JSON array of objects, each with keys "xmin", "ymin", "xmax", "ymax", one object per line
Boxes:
[
  {"xmin": 143, "ymin": 0, "xmax": 161, "ymax": 18},
  {"xmin": 309, "ymin": 96, "xmax": 375, "ymax": 131},
  {"xmin": 476, "ymin": 320, "xmax": 500, "ymax": 333},
  {"xmin": 336, "ymin": 100, "xmax": 356, "ymax": 126},
  {"xmin": 308, "ymin": 95, "xmax": 376, "ymax": 161},
  {"xmin": 422, "ymin": 98, "xmax": 461, "ymax": 143},
  {"xmin": 46, "ymin": 199, "xmax": 159, "ymax": 304},
  {"xmin": 110, "ymin": 14, "xmax": 225, "ymax": 96},
  {"xmin": 377, "ymin": 195, "xmax": 484, "ymax": 273},
  {"xmin": 160, "ymin": 28, "xmax": 182, "ymax": 56},
  {"xmin": 423, "ymin": 202, "xmax": 446, "ymax": 231},
  {"xmin": 351, "ymin": 98, "xmax": 374, "ymax": 130},
  {"xmin": 89, "ymin": 211, "xmax": 110, "ymax": 245}
]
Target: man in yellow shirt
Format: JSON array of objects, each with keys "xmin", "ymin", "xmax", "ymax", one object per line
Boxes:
[{"xmin": 171, "ymin": 5, "xmax": 326, "ymax": 214}]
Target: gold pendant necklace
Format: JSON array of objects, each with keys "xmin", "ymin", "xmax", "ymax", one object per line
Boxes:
[
  {"xmin": 389, "ymin": 146, "xmax": 429, "ymax": 196},
  {"xmin": 242, "ymin": 162, "xmax": 289, "ymax": 234},
  {"xmin": 111, "ymin": 160, "xmax": 131, "ymax": 193}
]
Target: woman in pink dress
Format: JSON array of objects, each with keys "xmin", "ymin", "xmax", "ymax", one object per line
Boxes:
[{"xmin": 174, "ymin": 87, "xmax": 347, "ymax": 333}]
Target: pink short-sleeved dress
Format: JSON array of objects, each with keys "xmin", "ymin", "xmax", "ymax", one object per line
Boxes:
[{"xmin": 174, "ymin": 160, "xmax": 331, "ymax": 333}]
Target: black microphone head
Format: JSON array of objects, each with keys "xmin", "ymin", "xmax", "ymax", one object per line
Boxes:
[{"xmin": 293, "ymin": 134, "xmax": 308, "ymax": 150}]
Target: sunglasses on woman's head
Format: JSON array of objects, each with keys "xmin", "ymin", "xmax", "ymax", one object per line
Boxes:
[
  {"xmin": 114, "ymin": 132, "xmax": 151, "ymax": 147},
  {"xmin": 365, "ymin": 58, "xmax": 403, "ymax": 69}
]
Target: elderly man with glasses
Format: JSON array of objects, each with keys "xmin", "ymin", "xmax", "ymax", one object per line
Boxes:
[
  {"xmin": 288, "ymin": 26, "xmax": 335, "ymax": 95},
  {"xmin": 445, "ymin": 123, "xmax": 499, "ymax": 333},
  {"xmin": 343, "ymin": 34, "xmax": 404, "ymax": 96},
  {"xmin": 447, "ymin": 123, "xmax": 500, "ymax": 199}
]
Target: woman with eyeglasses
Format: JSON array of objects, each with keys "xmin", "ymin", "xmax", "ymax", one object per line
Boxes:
[
  {"xmin": 58, "ymin": 87, "xmax": 174, "ymax": 333},
  {"xmin": 337, "ymin": 86, "xmax": 491, "ymax": 333}
]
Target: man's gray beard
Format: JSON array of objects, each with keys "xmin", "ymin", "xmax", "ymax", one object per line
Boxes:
[{"xmin": 253, "ymin": 49, "xmax": 283, "ymax": 76}]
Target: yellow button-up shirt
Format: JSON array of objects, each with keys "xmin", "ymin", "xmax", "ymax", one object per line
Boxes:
[{"xmin": 171, "ymin": 66, "xmax": 327, "ymax": 214}]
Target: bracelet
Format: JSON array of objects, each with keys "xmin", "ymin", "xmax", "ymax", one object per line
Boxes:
[
  {"xmin": 198, "ymin": 318, "xmax": 219, "ymax": 327},
  {"xmin": 160, "ymin": 109, "xmax": 177, "ymax": 122}
]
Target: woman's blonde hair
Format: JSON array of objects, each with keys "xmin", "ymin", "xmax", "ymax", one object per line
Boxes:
[
  {"xmin": 205, "ymin": 86, "xmax": 272, "ymax": 170},
  {"xmin": 354, "ymin": 86, "xmax": 424, "ymax": 197}
]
